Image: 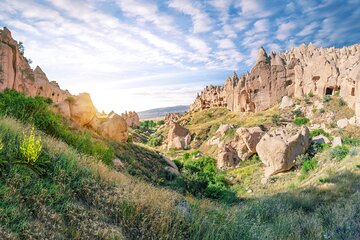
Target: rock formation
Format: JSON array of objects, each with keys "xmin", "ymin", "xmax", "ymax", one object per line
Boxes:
[
  {"xmin": 164, "ymin": 112, "xmax": 181, "ymax": 124},
  {"xmin": 0, "ymin": 27, "xmax": 70, "ymax": 102},
  {"xmin": 121, "ymin": 111, "xmax": 140, "ymax": 127},
  {"xmin": 167, "ymin": 122, "xmax": 191, "ymax": 150},
  {"xmin": 256, "ymin": 126, "xmax": 310, "ymax": 177},
  {"xmin": 216, "ymin": 126, "xmax": 264, "ymax": 169},
  {"xmin": 191, "ymin": 43, "xmax": 360, "ymax": 118}
]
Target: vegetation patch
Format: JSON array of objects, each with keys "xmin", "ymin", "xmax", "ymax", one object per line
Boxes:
[{"xmin": 293, "ymin": 117, "xmax": 310, "ymax": 126}]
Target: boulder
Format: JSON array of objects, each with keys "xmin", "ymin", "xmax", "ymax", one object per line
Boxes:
[
  {"xmin": 256, "ymin": 126, "xmax": 310, "ymax": 177},
  {"xmin": 55, "ymin": 100, "xmax": 71, "ymax": 119},
  {"xmin": 100, "ymin": 114, "xmax": 128, "ymax": 143},
  {"xmin": 279, "ymin": 96, "xmax": 295, "ymax": 109},
  {"xmin": 167, "ymin": 123, "xmax": 191, "ymax": 150},
  {"xmin": 208, "ymin": 124, "xmax": 232, "ymax": 145},
  {"xmin": 349, "ymin": 116, "xmax": 357, "ymax": 125},
  {"xmin": 217, "ymin": 144, "xmax": 239, "ymax": 169},
  {"xmin": 165, "ymin": 113, "xmax": 181, "ymax": 124},
  {"xmin": 232, "ymin": 127, "xmax": 265, "ymax": 160},
  {"xmin": 68, "ymin": 93, "xmax": 96, "ymax": 126},
  {"xmin": 337, "ymin": 118, "xmax": 349, "ymax": 129},
  {"xmin": 332, "ymin": 137, "xmax": 342, "ymax": 147}
]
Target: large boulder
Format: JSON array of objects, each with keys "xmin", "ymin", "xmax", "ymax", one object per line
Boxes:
[
  {"xmin": 232, "ymin": 127, "xmax": 265, "ymax": 160},
  {"xmin": 100, "ymin": 114, "xmax": 128, "ymax": 143},
  {"xmin": 68, "ymin": 93, "xmax": 96, "ymax": 126},
  {"xmin": 279, "ymin": 96, "xmax": 294, "ymax": 109},
  {"xmin": 208, "ymin": 124, "xmax": 232, "ymax": 146},
  {"xmin": 216, "ymin": 126, "xmax": 264, "ymax": 169},
  {"xmin": 256, "ymin": 126, "xmax": 310, "ymax": 177},
  {"xmin": 167, "ymin": 123, "xmax": 191, "ymax": 150}
]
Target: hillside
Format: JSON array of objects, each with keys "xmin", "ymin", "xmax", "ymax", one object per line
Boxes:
[{"xmin": 138, "ymin": 105, "xmax": 189, "ymax": 120}]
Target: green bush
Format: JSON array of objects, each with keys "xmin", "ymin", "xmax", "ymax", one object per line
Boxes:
[
  {"xmin": 272, "ymin": 115, "xmax": 280, "ymax": 125},
  {"xmin": 319, "ymin": 108, "xmax": 325, "ymax": 113},
  {"xmin": 323, "ymin": 95, "xmax": 331, "ymax": 103},
  {"xmin": 147, "ymin": 135, "xmax": 162, "ymax": 147},
  {"xmin": 310, "ymin": 128, "xmax": 331, "ymax": 138},
  {"xmin": 181, "ymin": 156, "xmax": 237, "ymax": 203},
  {"xmin": 330, "ymin": 146, "xmax": 349, "ymax": 160},
  {"xmin": 308, "ymin": 91, "xmax": 314, "ymax": 97},
  {"xmin": 338, "ymin": 98, "xmax": 346, "ymax": 106},
  {"xmin": 291, "ymin": 109, "xmax": 302, "ymax": 117},
  {"xmin": 342, "ymin": 138, "xmax": 360, "ymax": 146},
  {"xmin": 293, "ymin": 117, "xmax": 309, "ymax": 126},
  {"xmin": 301, "ymin": 158, "xmax": 317, "ymax": 174}
]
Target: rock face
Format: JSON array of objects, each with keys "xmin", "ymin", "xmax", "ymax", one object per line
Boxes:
[
  {"xmin": 216, "ymin": 126, "xmax": 264, "ymax": 169},
  {"xmin": 167, "ymin": 122, "xmax": 191, "ymax": 150},
  {"xmin": 68, "ymin": 93, "xmax": 97, "ymax": 126},
  {"xmin": 100, "ymin": 114, "xmax": 128, "ymax": 143},
  {"xmin": 0, "ymin": 27, "xmax": 70, "ymax": 102},
  {"xmin": 164, "ymin": 112, "xmax": 181, "ymax": 124},
  {"xmin": 121, "ymin": 111, "xmax": 140, "ymax": 127},
  {"xmin": 191, "ymin": 43, "xmax": 360, "ymax": 116},
  {"xmin": 279, "ymin": 96, "xmax": 295, "ymax": 109},
  {"xmin": 256, "ymin": 126, "xmax": 310, "ymax": 177}
]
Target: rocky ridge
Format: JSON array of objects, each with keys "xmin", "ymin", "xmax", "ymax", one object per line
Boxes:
[{"xmin": 191, "ymin": 43, "xmax": 360, "ymax": 119}]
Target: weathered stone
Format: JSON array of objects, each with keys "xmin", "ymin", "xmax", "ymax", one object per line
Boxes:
[
  {"xmin": 100, "ymin": 114, "xmax": 128, "ymax": 143},
  {"xmin": 167, "ymin": 122, "xmax": 191, "ymax": 150},
  {"xmin": 208, "ymin": 124, "xmax": 232, "ymax": 146},
  {"xmin": 68, "ymin": 93, "xmax": 96, "ymax": 126},
  {"xmin": 279, "ymin": 96, "xmax": 295, "ymax": 109},
  {"xmin": 165, "ymin": 113, "xmax": 181, "ymax": 124},
  {"xmin": 332, "ymin": 137, "xmax": 342, "ymax": 147},
  {"xmin": 256, "ymin": 126, "xmax": 310, "ymax": 177},
  {"xmin": 191, "ymin": 43, "xmax": 360, "ymax": 115},
  {"xmin": 217, "ymin": 143, "xmax": 239, "ymax": 169},
  {"xmin": 121, "ymin": 111, "xmax": 140, "ymax": 127},
  {"xmin": 337, "ymin": 118, "xmax": 349, "ymax": 129}
]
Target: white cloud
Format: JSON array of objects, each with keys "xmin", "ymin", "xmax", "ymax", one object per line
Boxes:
[
  {"xmin": 217, "ymin": 39, "xmax": 236, "ymax": 49},
  {"xmin": 169, "ymin": 0, "xmax": 212, "ymax": 33},
  {"xmin": 276, "ymin": 21, "xmax": 296, "ymax": 40},
  {"xmin": 236, "ymin": 0, "xmax": 271, "ymax": 18},
  {"xmin": 186, "ymin": 36, "xmax": 211, "ymax": 55},
  {"xmin": 297, "ymin": 22, "xmax": 318, "ymax": 37}
]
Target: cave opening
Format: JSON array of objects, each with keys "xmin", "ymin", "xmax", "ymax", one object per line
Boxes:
[
  {"xmin": 351, "ymin": 87, "xmax": 355, "ymax": 96},
  {"xmin": 325, "ymin": 87, "xmax": 333, "ymax": 95}
]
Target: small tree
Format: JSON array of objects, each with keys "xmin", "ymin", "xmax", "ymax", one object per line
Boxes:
[{"xmin": 18, "ymin": 41, "xmax": 25, "ymax": 55}]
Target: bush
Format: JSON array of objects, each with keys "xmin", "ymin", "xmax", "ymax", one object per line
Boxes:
[
  {"xmin": 19, "ymin": 127, "xmax": 42, "ymax": 165},
  {"xmin": 147, "ymin": 135, "xmax": 162, "ymax": 147},
  {"xmin": 310, "ymin": 128, "xmax": 331, "ymax": 138},
  {"xmin": 301, "ymin": 158, "xmax": 317, "ymax": 174},
  {"xmin": 323, "ymin": 95, "xmax": 331, "ymax": 103},
  {"xmin": 342, "ymin": 138, "xmax": 360, "ymax": 146},
  {"xmin": 272, "ymin": 115, "xmax": 280, "ymax": 125},
  {"xmin": 291, "ymin": 109, "xmax": 302, "ymax": 117},
  {"xmin": 338, "ymin": 98, "xmax": 346, "ymax": 106},
  {"xmin": 293, "ymin": 117, "xmax": 309, "ymax": 126},
  {"xmin": 330, "ymin": 146, "xmax": 349, "ymax": 160},
  {"xmin": 308, "ymin": 91, "xmax": 314, "ymax": 97},
  {"xmin": 319, "ymin": 108, "xmax": 325, "ymax": 113},
  {"xmin": 181, "ymin": 156, "xmax": 237, "ymax": 203}
]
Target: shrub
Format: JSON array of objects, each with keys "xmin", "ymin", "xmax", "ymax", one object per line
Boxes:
[
  {"xmin": 19, "ymin": 127, "xmax": 42, "ymax": 165},
  {"xmin": 330, "ymin": 146, "xmax": 349, "ymax": 160},
  {"xmin": 310, "ymin": 128, "xmax": 331, "ymax": 138},
  {"xmin": 323, "ymin": 95, "xmax": 331, "ymax": 103},
  {"xmin": 291, "ymin": 109, "xmax": 302, "ymax": 117},
  {"xmin": 293, "ymin": 117, "xmax": 309, "ymax": 126},
  {"xmin": 304, "ymin": 96, "xmax": 311, "ymax": 104},
  {"xmin": 308, "ymin": 91, "xmax": 314, "ymax": 97},
  {"xmin": 342, "ymin": 138, "xmax": 360, "ymax": 146},
  {"xmin": 147, "ymin": 135, "xmax": 162, "ymax": 147},
  {"xmin": 338, "ymin": 98, "xmax": 346, "ymax": 106},
  {"xmin": 301, "ymin": 158, "xmax": 317, "ymax": 174},
  {"xmin": 272, "ymin": 115, "xmax": 280, "ymax": 125},
  {"xmin": 319, "ymin": 108, "xmax": 325, "ymax": 113}
]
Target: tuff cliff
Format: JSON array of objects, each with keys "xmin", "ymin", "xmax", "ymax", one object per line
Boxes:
[
  {"xmin": 0, "ymin": 27, "xmax": 70, "ymax": 102},
  {"xmin": 191, "ymin": 43, "xmax": 360, "ymax": 118}
]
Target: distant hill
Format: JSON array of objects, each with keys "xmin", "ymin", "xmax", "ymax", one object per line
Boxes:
[{"xmin": 138, "ymin": 105, "xmax": 189, "ymax": 120}]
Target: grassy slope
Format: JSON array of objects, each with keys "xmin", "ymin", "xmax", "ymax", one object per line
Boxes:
[{"xmin": 1, "ymin": 117, "xmax": 360, "ymax": 240}]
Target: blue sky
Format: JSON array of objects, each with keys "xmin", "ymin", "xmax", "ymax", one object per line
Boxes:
[{"xmin": 0, "ymin": 0, "xmax": 359, "ymax": 113}]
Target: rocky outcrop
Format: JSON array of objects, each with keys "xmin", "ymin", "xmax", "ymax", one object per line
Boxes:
[
  {"xmin": 256, "ymin": 126, "xmax": 310, "ymax": 177},
  {"xmin": 217, "ymin": 126, "xmax": 264, "ymax": 169},
  {"xmin": 165, "ymin": 112, "xmax": 181, "ymax": 124},
  {"xmin": 55, "ymin": 93, "xmax": 128, "ymax": 143},
  {"xmin": 121, "ymin": 111, "xmax": 140, "ymax": 127},
  {"xmin": 0, "ymin": 27, "xmax": 70, "ymax": 102},
  {"xmin": 191, "ymin": 43, "xmax": 360, "ymax": 116},
  {"xmin": 167, "ymin": 122, "xmax": 191, "ymax": 150}
]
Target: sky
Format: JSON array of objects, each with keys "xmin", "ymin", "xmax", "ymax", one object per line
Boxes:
[{"xmin": 0, "ymin": 0, "xmax": 359, "ymax": 113}]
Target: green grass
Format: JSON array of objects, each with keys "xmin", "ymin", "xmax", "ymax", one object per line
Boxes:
[
  {"xmin": 0, "ymin": 117, "xmax": 360, "ymax": 239},
  {"xmin": 293, "ymin": 117, "xmax": 310, "ymax": 126}
]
